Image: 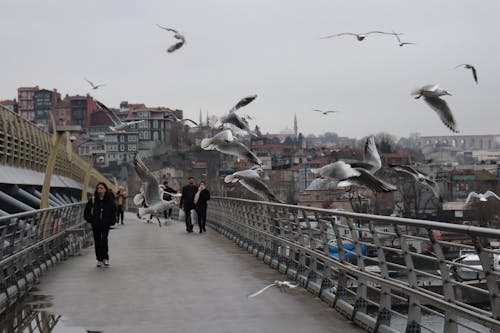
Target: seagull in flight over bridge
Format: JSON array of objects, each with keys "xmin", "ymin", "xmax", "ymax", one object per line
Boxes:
[
  {"xmin": 454, "ymin": 64, "xmax": 478, "ymax": 84},
  {"xmin": 85, "ymin": 78, "xmax": 106, "ymax": 90},
  {"xmin": 157, "ymin": 24, "xmax": 186, "ymax": 53},
  {"xmin": 219, "ymin": 94, "xmax": 258, "ymax": 136},
  {"xmin": 225, "ymin": 168, "xmax": 283, "ymax": 203},
  {"xmin": 133, "ymin": 154, "xmax": 177, "ymax": 226},
  {"xmin": 412, "ymin": 84, "xmax": 458, "ymax": 133},
  {"xmin": 321, "ymin": 31, "xmax": 401, "ymax": 41},
  {"xmin": 313, "ymin": 109, "xmax": 339, "ymax": 115},
  {"xmin": 390, "ymin": 165, "xmax": 440, "ymax": 199},
  {"xmin": 247, "ymin": 280, "xmax": 299, "ymax": 298},
  {"xmin": 465, "ymin": 191, "xmax": 500, "ymax": 203},
  {"xmin": 96, "ymin": 101, "xmax": 145, "ymax": 132},
  {"xmin": 392, "ymin": 31, "xmax": 416, "ymax": 47}
]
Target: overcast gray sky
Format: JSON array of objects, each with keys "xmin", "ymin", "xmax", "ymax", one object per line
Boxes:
[{"xmin": 1, "ymin": 0, "xmax": 499, "ymax": 139}]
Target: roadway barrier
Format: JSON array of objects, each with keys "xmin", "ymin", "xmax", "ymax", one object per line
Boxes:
[
  {"xmin": 208, "ymin": 197, "xmax": 500, "ymax": 333},
  {"xmin": 0, "ymin": 203, "xmax": 92, "ymax": 316}
]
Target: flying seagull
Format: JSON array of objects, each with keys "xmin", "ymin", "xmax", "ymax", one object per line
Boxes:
[
  {"xmin": 200, "ymin": 129, "xmax": 234, "ymax": 150},
  {"xmin": 390, "ymin": 165, "xmax": 440, "ymax": 198},
  {"xmin": 454, "ymin": 64, "xmax": 478, "ymax": 84},
  {"xmin": 85, "ymin": 78, "xmax": 106, "ymax": 90},
  {"xmin": 133, "ymin": 153, "xmax": 177, "ymax": 226},
  {"xmin": 164, "ymin": 111, "xmax": 198, "ymax": 127},
  {"xmin": 392, "ymin": 31, "xmax": 416, "ymax": 47},
  {"xmin": 321, "ymin": 31, "xmax": 401, "ymax": 41},
  {"xmin": 247, "ymin": 280, "xmax": 299, "ymax": 298},
  {"xmin": 465, "ymin": 191, "xmax": 500, "ymax": 203},
  {"xmin": 157, "ymin": 24, "xmax": 186, "ymax": 53},
  {"xmin": 311, "ymin": 160, "xmax": 397, "ymax": 193},
  {"xmin": 313, "ymin": 109, "xmax": 339, "ymax": 115},
  {"xmin": 225, "ymin": 169, "xmax": 283, "ymax": 203},
  {"xmin": 412, "ymin": 84, "xmax": 458, "ymax": 133},
  {"xmin": 220, "ymin": 95, "xmax": 258, "ymax": 135},
  {"xmin": 96, "ymin": 101, "xmax": 145, "ymax": 132},
  {"xmin": 203, "ymin": 139, "xmax": 262, "ymax": 166}
]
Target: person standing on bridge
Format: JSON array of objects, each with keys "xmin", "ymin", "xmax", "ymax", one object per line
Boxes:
[
  {"xmin": 162, "ymin": 180, "xmax": 177, "ymax": 220},
  {"xmin": 84, "ymin": 182, "xmax": 117, "ymax": 267},
  {"xmin": 115, "ymin": 186, "xmax": 127, "ymax": 225},
  {"xmin": 180, "ymin": 176, "xmax": 197, "ymax": 233},
  {"xmin": 194, "ymin": 181, "xmax": 210, "ymax": 233}
]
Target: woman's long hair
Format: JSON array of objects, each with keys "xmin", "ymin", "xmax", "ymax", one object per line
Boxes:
[{"xmin": 94, "ymin": 182, "xmax": 109, "ymax": 199}]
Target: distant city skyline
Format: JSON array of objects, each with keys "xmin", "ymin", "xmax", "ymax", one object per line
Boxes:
[{"xmin": 1, "ymin": 1, "xmax": 499, "ymax": 139}]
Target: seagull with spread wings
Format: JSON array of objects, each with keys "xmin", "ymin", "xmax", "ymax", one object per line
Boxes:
[
  {"xmin": 321, "ymin": 31, "xmax": 401, "ymax": 41},
  {"xmin": 313, "ymin": 109, "xmax": 339, "ymax": 115},
  {"xmin": 412, "ymin": 84, "xmax": 458, "ymax": 133},
  {"xmin": 347, "ymin": 136, "xmax": 382, "ymax": 174},
  {"xmin": 85, "ymin": 78, "xmax": 106, "ymax": 90},
  {"xmin": 465, "ymin": 191, "xmax": 500, "ymax": 203},
  {"xmin": 247, "ymin": 280, "xmax": 299, "ymax": 298},
  {"xmin": 392, "ymin": 31, "xmax": 416, "ymax": 47},
  {"xmin": 200, "ymin": 129, "xmax": 234, "ymax": 150},
  {"xmin": 96, "ymin": 101, "xmax": 145, "ymax": 132},
  {"xmin": 133, "ymin": 154, "xmax": 177, "ymax": 226},
  {"xmin": 225, "ymin": 168, "xmax": 283, "ymax": 203},
  {"xmin": 390, "ymin": 165, "xmax": 440, "ymax": 198},
  {"xmin": 157, "ymin": 24, "xmax": 186, "ymax": 53},
  {"xmin": 219, "ymin": 95, "xmax": 258, "ymax": 136},
  {"xmin": 204, "ymin": 139, "xmax": 262, "ymax": 166},
  {"xmin": 454, "ymin": 64, "xmax": 478, "ymax": 84},
  {"xmin": 164, "ymin": 111, "xmax": 199, "ymax": 127}
]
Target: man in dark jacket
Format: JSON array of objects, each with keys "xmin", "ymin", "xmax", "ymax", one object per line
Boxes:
[
  {"xmin": 84, "ymin": 182, "xmax": 117, "ymax": 267},
  {"xmin": 179, "ymin": 177, "xmax": 197, "ymax": 233}
]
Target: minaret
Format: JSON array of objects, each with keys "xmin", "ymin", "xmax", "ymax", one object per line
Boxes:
[
  {"xmin": 199, "ymin": 109, "xmax": 202, "ymax": 126},
  {"xmin": 206, "ymin": 111, "xmax": 209, "ymax": 127},
  {"xmin": 294, "ymin": 113, "xmax": 298, "ymax": 139}
]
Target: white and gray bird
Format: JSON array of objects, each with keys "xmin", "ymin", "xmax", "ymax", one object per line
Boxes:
[
  {"xmin": 220, "ymin": 95, "xmax": 258, "ymax": 136},
  {"xmin": 311, "ymin": 160, "xmax": 396, "ymax": 193},
  {"xmin": 454, "ymin": 64, "xmax": 478, "ymax": 84},
  {"xmin": 412, "ymin": 84, "xmax": 458, "ymax": 133},
  {"xmin": 96, "ymin": 101, "xmax": 145, "ymax": 132},
  {"xmin": 313, "ymin": 109, "xmax": 339, "ymax": 115},
  {"xmin": 465, "ymin": 191, "xmax": 500, "ymax": 203},
  {"xmin": 85, "ymin": 78, "xmax": 106, "ymax": 90},
  {"xmin": 157, "ymin": 24, "xmax": 186, "ymax": 53},
  {"xmin": 133, "ymin": 154, "xmax": 177, "ymax": 226},
  {"xmin": 390, "ymin": 165, "xmax": 440, "ymax": 198},
  {"xmin": 225, "ymin": 169, "xmax": 282, "ymax": 203},
  {"xmin": 200, "ymin": 129, "xmax": 234, "ymax": 150},
  {"xmin": 204, "ymin": 139, "xmax": 263, "ymax": 166},
  {"xmin": 247, "ymin": 280, "xmax": 299, "ymax": 298},
  {"xmin": 321, "ymin": 31, "xmax": 401, "ymax": 41},
  {"xmin": 164, "ymin": 111, "xmax": 199, "ymax": 127},
  {"xmin": 306, "ymin": 177, "xmax": 338, "ymax": 191}
]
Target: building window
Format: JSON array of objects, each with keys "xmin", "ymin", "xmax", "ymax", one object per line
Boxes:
[{"xmin": 128, "ymin": 144, "xmax": 136, "ymax": 151}]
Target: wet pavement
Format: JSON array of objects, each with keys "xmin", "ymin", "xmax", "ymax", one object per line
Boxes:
[{"xmin": 26, "ymin": 212, "xmax": 363, "ymax": 333}]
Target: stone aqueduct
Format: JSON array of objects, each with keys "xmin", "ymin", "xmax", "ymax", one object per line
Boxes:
[{"xmin": 415, "ymin": 134, "xmax": 500, "ymax": 150}]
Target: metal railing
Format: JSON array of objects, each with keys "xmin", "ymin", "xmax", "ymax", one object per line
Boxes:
[
  {"xmin": 208, "ymin": 197, "xmax": 500, "ymax": 333},
  {"xmin": 0, "ymin": 203, "xmax": 92, "ymax": 316}
]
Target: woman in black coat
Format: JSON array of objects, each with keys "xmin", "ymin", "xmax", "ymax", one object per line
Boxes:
[
  {"xmin": 84, "ymin": 182, "xmax": 116, "ymax": 267},
  {"xmin": 194, "ymin": 181, "xmax": 210, "ymax": 233}
]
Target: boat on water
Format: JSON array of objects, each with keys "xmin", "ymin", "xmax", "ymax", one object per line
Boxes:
[{"xmin": 450, "ymin": 250, "xmax": 500, "ymax": 281}]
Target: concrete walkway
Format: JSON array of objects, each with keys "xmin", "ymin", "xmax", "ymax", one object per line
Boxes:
[{"xmin": 36, "ymin": 212, "xmax": 363, "ymax": 333}]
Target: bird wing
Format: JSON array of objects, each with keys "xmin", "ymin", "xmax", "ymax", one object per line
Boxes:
[
  {"xmin": 364, "ymin": 31, "xmax": 395, "ymax": 35},
  {"xmin": 239, "ymin": 178, "xmax": 283, "ymax": 203},
  {"xmin": 484, "ymin": 191, "xmax": 500, "ymax": 201},
  {"xmin": 247, "ymin": 283, "xmax": 276, "ymax": 298},
  {"xmin": 215, "ymin": 141, "xmax": 263, "ymax": 166},
  {"xmin": 423, "ymin": 96, "xmax": 458, "ymax": 133},
  {"xmin": 320, "ymin": 32, "xmax": 356, "ymax": 39},
  {"xmin": 181, "ymin": 118, "xmax": 198, "ymax": 126},
  {"xmin": 470, "ymin": 66, "xmax": 478, "ymax": 84},
  {"xmin": 465, "ymin": 192, "xmax": 480, "ymax": 203},
  {"xmin": 423, "ymin": 178, "xmax": 440, "ymax": 198},
  {"xmin": 85, "ymin": 78, "xmax": 95, "ymax": 88},
  {"xmin": 347, "ymin": 168, "xmax": 397, "ymax": 193},
  {"xmin": 133, "ymin": 154, "xmax": 161, "ymax": 205},
  {"xmin": 96, "ymin": 101, "xmax": 122, "ymax": 125},
  {"xmin": 167, "ymin": 40, "xmax": 185, "ymax": 53},
  {"xmin": 282, "ymin": 281, "xmax": 299, "ymax": 288},
  {"xmin": 363, "ymin": 136, "xmax": 381, "ymax": 173},
  {"xmin": 390, "ymin": 165, "xmax": 419, "ymax": 179},
  {"xmin": 156, "ymin": 24, "xmax": 178, "ymax": 33},
  {"xmin": 229, "ymin": 95, "xmax": 258, "ymax": 113}
]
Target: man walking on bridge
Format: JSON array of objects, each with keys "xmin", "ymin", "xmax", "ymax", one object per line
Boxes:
[{"xmin": 180, "ymin": 176, "xmax": 197, "ymax": 233}]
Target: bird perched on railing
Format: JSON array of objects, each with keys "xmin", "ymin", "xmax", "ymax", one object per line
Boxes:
[
  {"xmin": 247, "ymin": 280, "xmax": 299, "ymax": 298},
  {"xmin": 96, "ymin": 101, "xmax": 145, "ymax": 132}
]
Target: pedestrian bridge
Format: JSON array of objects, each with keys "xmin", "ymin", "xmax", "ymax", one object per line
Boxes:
[{"xmin": 1, "ymin": 199, "xmax": 500, "ymax": 333}]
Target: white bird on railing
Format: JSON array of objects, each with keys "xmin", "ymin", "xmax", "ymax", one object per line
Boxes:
[
  {"xmin": 247, "ymin": 280, "xmax": 299, "ymax": 298},
  {"xmin": 96, "ymin": 101, "xmax": 145, "ymax": 132},
  {"xmin": 465, "ymin": 191, "xmax": 500, "ymax": 203}
]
